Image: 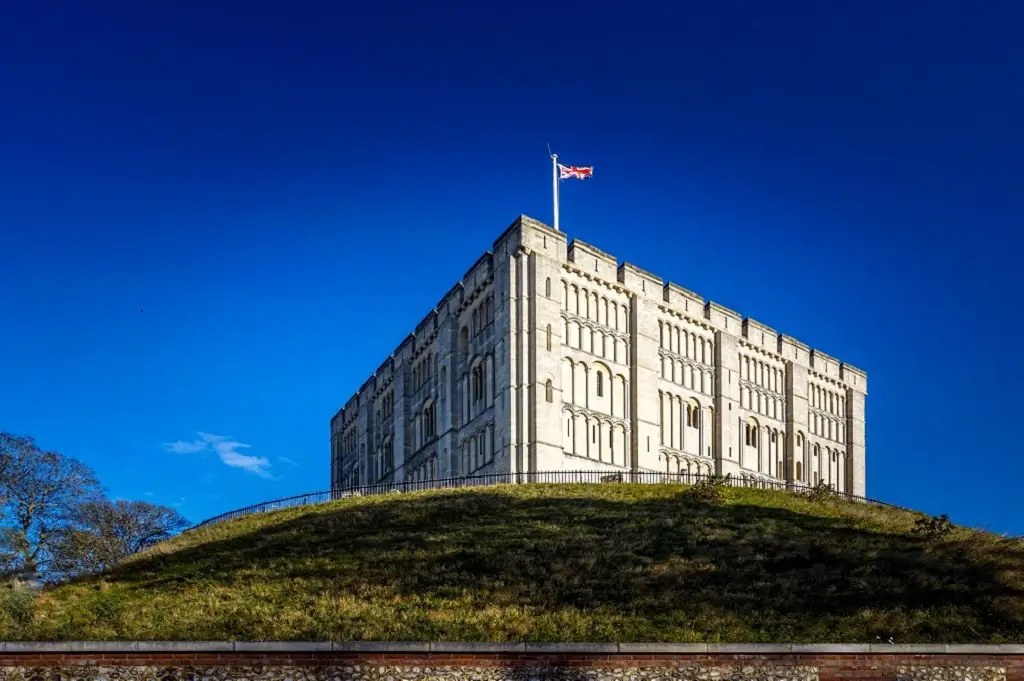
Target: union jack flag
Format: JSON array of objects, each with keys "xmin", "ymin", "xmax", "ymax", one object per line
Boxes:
[{"xmin": 558, "ymin": 163, "xmax": 593, "ymax": 180}]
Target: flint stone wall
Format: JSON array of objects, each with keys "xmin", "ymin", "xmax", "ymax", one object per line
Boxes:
[
  {"xmin": 0, "ymin": 665, "xmax": 819, "ymax": 681},
  {"xmin": 896, "ymin": 666, "xmax": 1005, "ymax": 681},
  {"xmin": 0, "ymin": 644, "xmax": 1021, "ymax": 681}
]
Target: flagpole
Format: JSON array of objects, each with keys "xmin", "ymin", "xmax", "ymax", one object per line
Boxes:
[{"xmin": 551, "ymin": 153, "xmax": 560, "ymax": 231}]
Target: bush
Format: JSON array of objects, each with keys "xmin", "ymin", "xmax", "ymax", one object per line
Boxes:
[
  {"xmin": 805, "ymin": 480, "xmax": 840, "ymax": 503},
  {"xmin": 913, "ymin": 513, "xmax": 954, "ymax": 541},
  {"xmin": 0, "ymin": 583, "xmax": 37, "ymax": 629},
  {"xmin": 687, "ymin": 474, "xmax": 730, "ymax": 504}
]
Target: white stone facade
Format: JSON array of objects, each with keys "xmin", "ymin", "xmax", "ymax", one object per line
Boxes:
[{"xmin": 330, "ymin": 215, "xmax": 867, "ymax": 496}]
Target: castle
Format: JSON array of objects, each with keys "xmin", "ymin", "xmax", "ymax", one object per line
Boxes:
[{"xmin": 330, "ymin": 215, "xmax": 866, "ymax": 495}]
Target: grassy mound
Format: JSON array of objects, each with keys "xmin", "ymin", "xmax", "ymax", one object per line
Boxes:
[{"xmin": 4, "ymin": 483, "xmax": 1023, "ymax": 642}]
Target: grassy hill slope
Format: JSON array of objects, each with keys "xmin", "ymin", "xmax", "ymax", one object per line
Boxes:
[{"xmin": 5, "ymin": 483, "xmax": 1023, "ymax": 642}]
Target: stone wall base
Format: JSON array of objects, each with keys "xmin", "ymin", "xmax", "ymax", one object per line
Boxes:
[{"xmin": 0, "ymin": 650, "xmax": 1020, "ymax": 681}]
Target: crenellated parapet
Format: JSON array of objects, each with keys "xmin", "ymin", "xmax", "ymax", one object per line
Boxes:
[
  {"xmin": 617, "ymin": 261, "xmax": 662, "ymax": 296},
  {"xmin": 840, "ymin": 361, "xmax": 868, "ymax": 394},
  {"xmin": 662, "ymin": 282, "xmax": 706, "ymax": 318},
  {"xmin": 777, "ymin": 334, "xmax": 810, "ymax": 364},
  {"xmin": 569, "ymin": 239, "xmax": 619, "ymax": 281},
  {"xmin": 741, "ymin": 318, "xmax": 777, "ymax": 353},
  {"xmin": 704, "ymin": 301, "xmax": 742, "ymax": 332},
  {"xmin": 493, "ymin": 214, "xmax": 567, "ymax": 261}
]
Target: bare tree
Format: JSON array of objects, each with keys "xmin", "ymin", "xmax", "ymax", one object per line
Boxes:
[
  {"xmin": 0, "ymin": 432, "xmax": 103, "ymax": 580},
  {"xmin": 51, "ymin": 499, "xmax": 189, "ymax": 578}
]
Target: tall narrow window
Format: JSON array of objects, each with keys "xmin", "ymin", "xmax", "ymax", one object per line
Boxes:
[
  {"xmin": 545, "ymin": 380, "xmax": 553, "ymax": 403},
  {"xmin": 545, "ymin": 277, "xmax": 552, "ymax": 297},
  {"xmin": 546, "ymin": 324, "xmax": 552, "ymax": 351},
  {"xmin": 596, "ymin": 372, "xmax": 604, "ymax": 397}
]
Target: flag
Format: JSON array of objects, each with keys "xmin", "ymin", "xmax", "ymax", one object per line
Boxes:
[{"xmin": 558, "ymin": 164, "xmax": 594, "ymax": 180}]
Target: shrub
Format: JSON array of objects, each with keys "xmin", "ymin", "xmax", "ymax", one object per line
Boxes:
[
  {"xmin": 687, "ymin": 474, "xmax": 730, "ymax": 505},
  {"xmin": 805, "ymin": 480, "xmax": 840, "ymax": 503},
  {"xmin": 0, "ymin": 582, "xmax": 37, "ymax": 629},
  {"xmin": 913, "ymin": 513, "xmax": 954, "ymax": 541}
]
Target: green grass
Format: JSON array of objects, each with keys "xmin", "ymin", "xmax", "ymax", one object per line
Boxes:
[{"xmin": 4, "ymin": 483, "xmax": 1023, "ymax": 642}]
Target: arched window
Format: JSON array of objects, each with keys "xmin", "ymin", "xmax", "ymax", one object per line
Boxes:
[
  {"xmin": 545, "ymin": 277, "xmax": 552, "ymax": 298},
  {"xmin": 545, "ymin": 380, "xmax": 553, "ymax": 403},
  {"xmin": 796, "ymin": 460, "xmax": 803, "ymax": 481},
  {"xmin": 596, "ymin": 372, "xmax": 604, "ymax": 397},
  {"xmin": 746, "ymin": 419, "xmax": 759, "ymax": 448},
  {"xmin": 472, "ymin": 363, "xmax": 485, "ymax": 403},
  {"xmin": 423, "ymin": 402, "xmax": 436, "ymax": 440}
]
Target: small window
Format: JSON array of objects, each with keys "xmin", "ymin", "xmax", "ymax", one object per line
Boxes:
[
  {"xmin": 546, "ymin": 324, "xmax": 552, "ymax": 351},
  {"xmin": 545, "ymin": 379, "xmax": 553, "ymax": 403},
  {"xmin": 545, "ymin": 277, "xmax": 552, "ymax": 297},
  {"xmin": 596, "ymin": 372, "xmax": 604, "ymax": 397},
  {"xmin": 592, "ymin": 426, "xmax": 597, "ymax": 443}
]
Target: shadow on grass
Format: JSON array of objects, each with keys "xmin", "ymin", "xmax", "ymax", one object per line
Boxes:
[{"xmin": 56, "ymin": 486, "xmax": 1024, "ymax": 642}]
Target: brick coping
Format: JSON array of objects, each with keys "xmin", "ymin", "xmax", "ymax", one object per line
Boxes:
[{"xmin": 0, "ymin": 642, "xmax": 1021, "ymax": 654}]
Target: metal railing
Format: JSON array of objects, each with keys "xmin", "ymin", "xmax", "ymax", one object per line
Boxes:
[{"xmin": 192, "ymin": 470, "xmax": 912, "ymax": 529}]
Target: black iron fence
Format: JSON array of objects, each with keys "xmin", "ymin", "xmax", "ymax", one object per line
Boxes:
[{"xmin": 192, "ymin": 470, "xmax": 911, "ymax": 529}]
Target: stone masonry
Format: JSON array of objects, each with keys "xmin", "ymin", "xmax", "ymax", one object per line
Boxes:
[
  {"xmin": 330, "ymin": 215, "xmax": 867, "ymax": 495},
  {"xmin": 0, "ymin": 643, "xmax": 1019, "ymax": 681}
]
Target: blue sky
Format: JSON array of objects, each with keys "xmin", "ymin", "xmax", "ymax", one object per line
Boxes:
[{"xmin": 0, "ymin": 1, "xmax": 1019, "ymax": 534}]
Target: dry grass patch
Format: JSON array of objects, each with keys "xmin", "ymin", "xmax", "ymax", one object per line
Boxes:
[{"xmin": 3, "ymin": 483, "xmax": 1022, "ymax": 642}]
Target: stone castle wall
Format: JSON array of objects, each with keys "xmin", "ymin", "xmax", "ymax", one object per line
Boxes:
[{"xmin": 330, "ymin": 215, "xmax": 867, "ymax": 496}]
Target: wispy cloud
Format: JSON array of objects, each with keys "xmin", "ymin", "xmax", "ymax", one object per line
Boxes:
[
  {"xmin": 163, "ymin": 440, "xmax": 208, "ymax": 454},
  {"xmin": 278, "ymin": 456, "xmax": 299, "ymax": 467},
  {"xmin": 162, "ymin": 432, "xmax": 273, "ymax": 478}
]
